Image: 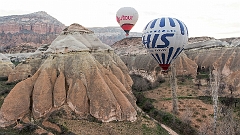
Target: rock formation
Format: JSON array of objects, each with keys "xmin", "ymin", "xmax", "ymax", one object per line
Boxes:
[
  {"xmin": 0, "ymin": 23, "xmax": 137, "ymax": 128},
  {"xmin": 0, "ymin": 11, "xmax": 66, "ymax": 52},
  {"xmin": 7, "ymin": 58, "xmax": 44, "ymax": 83},
  {"xmin": 112, "ymin": 37, "xmax": 198, "ymax": 82},
  {"xmin": 185, "ymin": 37, "xmax": 240, "ymax": 72},
  {"xmin": 0, "ymin": 53, "xmax": 14, "ymax": 79},
  {"xmin": 88, "ymin": 27, "xmax": 142, "ymax": 45},
  {"xmin": 185, "ymin": 37, "xmax": 240, "ymax": 94},
  {"xmin": 6, "ymin": 43, "xmax": 51, "ymax": 83}
]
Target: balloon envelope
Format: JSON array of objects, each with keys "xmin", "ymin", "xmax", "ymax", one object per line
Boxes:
[
  {"xmin": 116, "ymin": 7, "xmax": 138, "ymax": 36},
  {"xmin": 142, "ymin": 17, "xmax": 188, "ymax": 70}
]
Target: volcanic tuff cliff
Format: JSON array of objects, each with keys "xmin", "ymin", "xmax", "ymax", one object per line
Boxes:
[
  {"xmin": 184, "ymin": 37, "xmax": 240, "ymax": 93},
  {"xmin": 0, "ymin": 11, "xmax": 141, "ymax": 53},
  {"xmin": 0, "ymin": 11, "xmax": 66, "ymax": 51},
  {"xmin": 0, "ymin": 23, "xmax": 138, "ymax": 128},
  {"xmin": 0, "ymin": 53, "xmax": 14, "ymax": 78},
  {"xmin": 88, "ymin": 27, "xmax": 142, "ymax": 45}
]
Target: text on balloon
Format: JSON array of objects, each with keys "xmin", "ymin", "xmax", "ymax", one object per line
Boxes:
[
  {"xmin": 116, "ymin": 15, "xmax": 133, "ymax": 23},
  {"xmin": 142, "ymin": 33, "xmax": 174, "ymax": 49}
]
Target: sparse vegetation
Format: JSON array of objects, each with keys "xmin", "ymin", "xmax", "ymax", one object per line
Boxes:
[
  {"xmin": 0, "ymin": 80, "xmax": 17, "ymax": 106},
  {"xmin": 0, "ymin": 123, "xmax": 38, "ymax": 135},
  {"xmin": 11, "ymin": 60, "xmax": 21, "ymax": 66},
  {"xmin": 142, "ymin": 124, "xmax": 169, "ymax": 135},
  {"xmin": 133, "ymin": 90, "xmax": 198, "ymax": 135},
  {"xmin": 131, "ymin": 73, "xmax": 240, "ymax": 135},
  {"xmin": 131, "ymin": 74, "xmax": 165, "ymax": 92}
]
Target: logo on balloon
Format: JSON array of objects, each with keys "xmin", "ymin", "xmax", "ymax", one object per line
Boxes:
[
  {"xmin": 116, "ymin": 15, "xmax": 133, "ymax": 23},
  {"xmin": 142, "ymin": 33, "xmax": 174, "ymax": 49}
]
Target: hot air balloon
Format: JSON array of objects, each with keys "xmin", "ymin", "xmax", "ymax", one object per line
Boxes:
[
  {"xmin": 142, "ymin": 17, "xmax": 188, "ymax": 71},
  {"xmin": 116, "ymin": 7, "xmax": 138, "ymax": 36}
]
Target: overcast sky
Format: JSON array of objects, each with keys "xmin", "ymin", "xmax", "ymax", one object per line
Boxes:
[{"xmin": 0, "ymin": 0, "xmax": 239, "ymax": 39}]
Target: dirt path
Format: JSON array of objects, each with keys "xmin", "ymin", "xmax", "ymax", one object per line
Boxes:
[{"xmin": 161, "ymin": 124, "xmax": 178, "ymax": 135}]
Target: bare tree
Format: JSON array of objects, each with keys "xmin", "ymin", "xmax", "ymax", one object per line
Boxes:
[
  {"xmin": 218, "ymin": 83, "xmax": 225, "ymax": 96},
  {"xmin": 218, "ymin": 108, "xmax": 238, "ymax": 135},
  {"xmin": 170, "ymin": 62, "xmax": 178, "ymax": 116},
  {"xmin": 210, "ymin": 68, "xmax": 220, "ymax": 135}
]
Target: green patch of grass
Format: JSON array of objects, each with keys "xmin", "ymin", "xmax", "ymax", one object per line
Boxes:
[
  {"xmin": 147, "ymin": 107, "xmax": 198, "ymax": 135},
  {"xmin": 0, "ymin": 80, "xmax": 17, "ymax": 107},
  {"xmin": 0, "ymin": 123, "xmax": 37, "ymax": 135},
  {"xmin": 178, "ymin": 96, "xmax": 196, "ymax": 99},
  {"xmin": 142, "ymin": 124, "xmax": 169, "ymax": 135},
  {"xmin": 196, "ymin": 74, "xmax": 209, "ymax": 79},
  {"xmin": 198, "ymin": 96, "xmax": 212, "ymax": 104},
  {"xmin": 162, "ymin": 98, "xmax": 172, "ymax": 101},
  {"xmin": 202, "ymin": 115, "xmax": 207, "ymax": 118},
  {"xmin": 163, "ymin": 96, "xmax": 196, "ymax": 101}
]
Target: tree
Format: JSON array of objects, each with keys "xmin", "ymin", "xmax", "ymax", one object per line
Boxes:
[
  {"xmin": 218, "ymin": 83, "xmax": 225, "ymax": 95},
  {"xmin": 210, "ymin": 69, "xmax": 220, "ymax": 135},
  {"xmin": 228, "ymin": 84, "xmax": 234, "ymax": 95},
  {"xmin": 170, "ymin": 62, "xmax": 178, "ymax": 117}
]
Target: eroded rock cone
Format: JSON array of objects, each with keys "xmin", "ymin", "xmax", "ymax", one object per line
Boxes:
[
  {"xmin": 0, "ymin": 23, "xmax": 137, "ymax": 127},
  {"xmin": 7, "ymin": 58, "xmax": 44, "ymax": 83},
  {"xmin": 0, "ymin": 53, "xmax": 14, "ymax": 79}
]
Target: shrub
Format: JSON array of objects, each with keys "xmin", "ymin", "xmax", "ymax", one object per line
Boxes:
[
  {"xmin": 131, "ymin": 74, "xmax": 151, "ymax": 92},
  {"xmin": 142, "ymin": 100, "xmax": 154, "ymax": 113},
  {"xmin": 131, "ymin": 74, "xmax": 165, "ymax": 92},
  {"xmin": 151, "ymin": 76, "xmax": 165, "ymax": 89}
]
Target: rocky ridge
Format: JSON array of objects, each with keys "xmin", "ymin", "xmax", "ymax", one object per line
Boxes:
[
  {"xmin": 0, "ymin": 23, "xmax": 138, "ymax": 128},
  {"xmin": 181, "ymin": 37, "xmax": 240, "ymax": 94},
  {"xmin": 0, "ymin": 53, "xmax": 14, "ymax": 78},
  {"xmin": 0, "ymin": 11, "xmax": 66, "ymax": 50},
  {"xmin": 89, "ymin": 27, "xmax": 142, "ymax": 45}
]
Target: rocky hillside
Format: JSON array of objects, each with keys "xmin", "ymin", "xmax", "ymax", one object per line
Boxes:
[
  {"xmin": 0, "ymin": 24, "xmax": 138, "ymax": 129},
  {"xmin": 89, "ymin": 26, "xmax": 142, "ymax": 45},
  {"xmin": 0, "ymin": 11, "xmax": 66, "ymax": 52},
  {"xmin": 0, "ymin": 12, "xmax": 143, "ymax": 53},
  {"xmin": 0, "ymin": 53, "xmax": 14, "ymax": 79},
  {"xmin": 185, "ymin": 36, "xmax": 240, "ymax": 50},
  {"xmin": 184, "ymin": 37, "xmax": 240, "ymax": 93}
]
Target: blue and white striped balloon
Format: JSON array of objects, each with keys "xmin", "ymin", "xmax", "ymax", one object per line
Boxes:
[{"xmin": 142, "ymin": 17, "xmax": 188, "ymax": 70}]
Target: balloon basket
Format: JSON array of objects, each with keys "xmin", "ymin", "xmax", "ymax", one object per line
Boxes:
[{"xmin": 161, "ymin": 70, "xmax": 169, "ymax": 75}]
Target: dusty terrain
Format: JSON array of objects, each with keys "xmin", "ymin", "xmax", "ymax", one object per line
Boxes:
[
  {"xmin": 144, "ymin": 77, "xmax": 239, "ymax": 134},
  {"xmin": 143, "ymin": 76, "xmax": 240, "ymax": 134}
]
